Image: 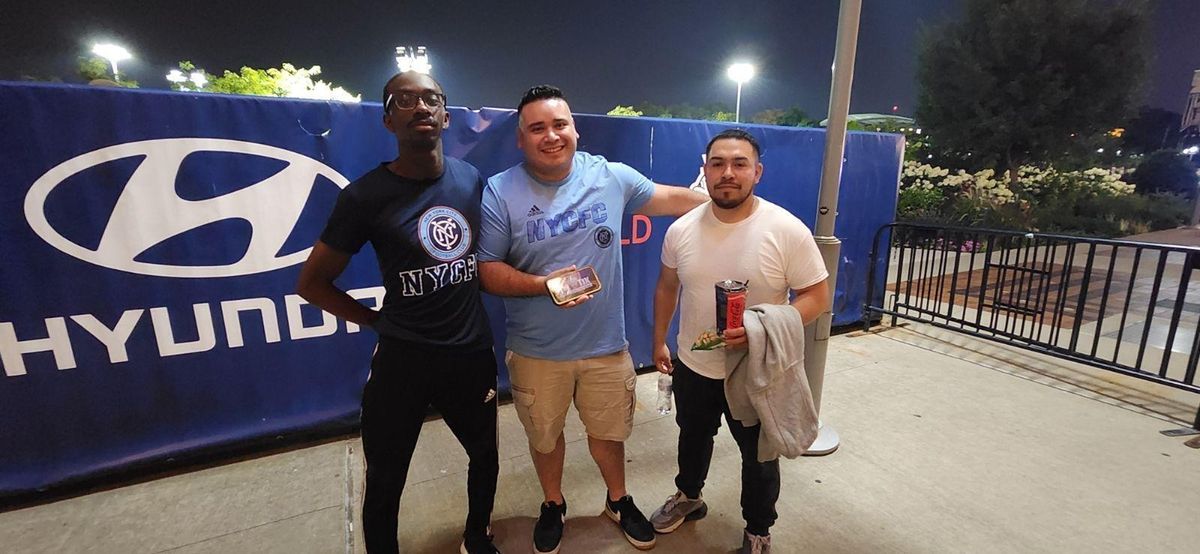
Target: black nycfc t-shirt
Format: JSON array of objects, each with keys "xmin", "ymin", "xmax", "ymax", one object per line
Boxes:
[{"xmin": 320, "ymin": 157, "xmax": 492, "ymax": 350}]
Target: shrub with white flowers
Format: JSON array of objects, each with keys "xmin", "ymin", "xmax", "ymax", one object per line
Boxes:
[
  {"xmin": 902, "ymin": 162, "xmax": 1017, "ymax": 205},
  {"xmin": 902, "ymin": 161, "xmax": 1134, "ymax": 205}
]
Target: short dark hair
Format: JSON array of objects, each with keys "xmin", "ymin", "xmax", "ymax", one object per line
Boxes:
[
  {"xmin": 705, "ymin": 129, "xmax": 762, "ymax": 159},
  {"xmin": 518, "ymin": 85, "xmax": 566, "ymax": 116},
  {"xmin": 382, "ymin": 71, "xmax": 445, "ymax": 109}
]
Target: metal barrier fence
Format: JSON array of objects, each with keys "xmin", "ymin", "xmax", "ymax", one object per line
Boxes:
[{"xmin": 863, "ymin": 223, "xmax": 1200, "ymax": 429}]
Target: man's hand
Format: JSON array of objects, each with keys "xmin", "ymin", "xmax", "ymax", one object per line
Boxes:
[
  {"xmin": 689, "ymin": 163, "xmax": 708, "ymax": 194},
  {"xmin": 540, "ymin": 265, "xmax": 592, "ymax": 308},
  {"xmin": 723, "ymin": 327, "xmax": 747, "ymax": 350},
  {"xmin": 654, "ymin": 343, "xmax": 674, "ymax": 374}
]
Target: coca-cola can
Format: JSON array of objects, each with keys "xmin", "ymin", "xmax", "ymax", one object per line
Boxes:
[{"xmin": 715, "ymin": 280, "xmax": 748, "ymax": 335}]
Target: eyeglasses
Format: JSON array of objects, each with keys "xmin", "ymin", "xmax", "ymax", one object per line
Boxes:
[{"xmin": 386, "ymin": 91, "xmax": 446, "ymax": 112}]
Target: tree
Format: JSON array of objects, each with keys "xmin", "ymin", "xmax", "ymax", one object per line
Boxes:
[
  {"xmin": 78, "ymin": 57, "xmax": 111, "ymax": 81},
  {"xmin": 776, "ymin": 107, "xmax": 815, "ymax": 127},
  {"xmin": 631, "ymin": 102, "xmax": 672, "ymax": 118},
  {"xmin": 628, "ymin": 102, "xmax": 734, "ymax": 122},
  {"xmin": 607, "ymin": 105, "xmax": 643, "ymax": 117},
  {"xmin": 77, "ymin": 57, "xmax": 137, "ymax": 88},
  {"xmin": 916, "ymin": 0, "xmax": 1149, "ymax": 182},
  {"xmin": 751, "ymin": 107, "xmax": 815, "ymax": 127},
  {"xmin": 1127, "ymin": 150, "xmax": 1200, "ymax": 199},
  {"xmin": 207, "ymin": 66, "xmax": 282, "ymax": 96},
  {"xmin": 1122, "ymin": 107, "xmax": 1182, "ymax": 155},
  {"xmin": 199, "ymin": 62, "xmax": 360, "ymax": 101},
  {"xmin": 165, "ymin": 60, "xmax": 209, "ymax": 91},
  {"xmin": 20, "ymin": 74, "xmax": 63, "ymax": 83},
  {"xmin": 751, "ymin": 109, "xmax": 785, "ymax": 125}
]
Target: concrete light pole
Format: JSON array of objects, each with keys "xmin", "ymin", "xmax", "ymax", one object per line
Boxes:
[
  {"xmin": 727, "ymin": 63, "xmax": 755, "ymax": 123},
  {"xmin": 806, "ymin": 0, "xmax": 864, "ymax": 456}
]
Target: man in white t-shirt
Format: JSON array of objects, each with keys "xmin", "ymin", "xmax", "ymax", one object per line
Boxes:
[{"xmin": 648, "ymin": 129, "xmax": 830, "ymax": 554}]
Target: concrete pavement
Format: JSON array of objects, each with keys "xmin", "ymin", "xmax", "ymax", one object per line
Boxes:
[{"xmin": 2, "ymin": 322, "xmax": 1197, "ymax": 553}]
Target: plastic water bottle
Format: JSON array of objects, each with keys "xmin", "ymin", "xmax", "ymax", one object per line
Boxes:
[{"xmin": 656, "ymin": 373, "xmax": 673, "ymax": 415}]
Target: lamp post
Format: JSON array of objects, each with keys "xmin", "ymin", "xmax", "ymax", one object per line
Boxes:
[
  {"xmin": 726, "ymin": 63, "xmax": 755, "ymax": 123},
  {"xmin": 806, "ymin": 0, "xmax": 863, "ymax": 457},
  {"xmin": 395, "ymin": 46, "xmax": 431, "ymax": 74},
  {"xmin": 92, "ymin": 43, "xmax": 132, "ymax": 81}
]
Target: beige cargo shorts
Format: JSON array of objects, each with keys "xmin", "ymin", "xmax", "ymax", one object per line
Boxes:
[{"xmin": 506, "ymin": 349, "xmax": 637, "ymax": 453}]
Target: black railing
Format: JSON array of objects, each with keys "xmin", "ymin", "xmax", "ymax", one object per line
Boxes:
[{"xmin": 864, "ymin": 223, "xmax": 1200, "ymax": 429}]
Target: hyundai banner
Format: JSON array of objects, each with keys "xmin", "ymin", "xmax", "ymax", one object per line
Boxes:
[{"xmin": 0, "ymin": 82, "xmax": 901, "ymax": 497}]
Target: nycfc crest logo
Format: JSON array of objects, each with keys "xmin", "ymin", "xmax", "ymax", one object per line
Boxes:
[{"xmin": 418, "ymin": 206, "xmax": 471, "ymax": 261}]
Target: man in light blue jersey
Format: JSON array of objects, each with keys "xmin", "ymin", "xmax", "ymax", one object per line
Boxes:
[{"xmin": 478, "ymin": 85, "xmax": 706, "ymax": 553}]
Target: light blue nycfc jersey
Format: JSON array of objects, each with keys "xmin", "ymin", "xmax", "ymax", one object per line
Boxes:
[{"xmin": 479, "ymin": 151, "xmax": 654, "ymax": 360}]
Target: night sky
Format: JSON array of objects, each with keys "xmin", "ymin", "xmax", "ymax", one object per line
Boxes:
[{"xmin": 2, "ymin": 0, "xmax": 1198, "ymax": 118}]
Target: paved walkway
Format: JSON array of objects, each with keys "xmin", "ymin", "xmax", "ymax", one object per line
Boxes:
[{"xmin": 2, "ymin": 323, "xmax": 1197, "ymax": 553}]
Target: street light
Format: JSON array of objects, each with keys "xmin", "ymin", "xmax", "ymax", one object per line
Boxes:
[
  {"xmin": 726, "ymin": 63, "xmax": 755, "ymax": 123},
  {"xmin": 395, "ymin": 46, "xmax": 431, "ymax": 74},
  {"xmin": 92, "ymin": 43, "xmax": 132, "ymax": 81}
]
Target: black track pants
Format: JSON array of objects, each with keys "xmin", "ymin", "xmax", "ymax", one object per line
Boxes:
[{"xmin": 360, "ymin": 338, "xmax": 499, "ymax": 553}]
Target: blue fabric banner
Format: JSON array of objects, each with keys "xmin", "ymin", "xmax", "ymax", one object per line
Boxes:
[{"xmin": 0, "ymin": 82, "xmax": 900, "ymax": 497}]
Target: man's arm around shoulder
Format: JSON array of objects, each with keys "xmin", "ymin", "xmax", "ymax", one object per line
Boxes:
[{"xmin": 636, "ymin": 183, "xmax": 708, "ymax": 217}]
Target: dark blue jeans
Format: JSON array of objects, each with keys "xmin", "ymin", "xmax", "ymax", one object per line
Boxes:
[
  {"xmin": 672, "ymin": 359, "xmax": 780, "ymax": 536},
  {"xmin": 360, "ymin": 338, "xmax": 499, "ymax": 553}
]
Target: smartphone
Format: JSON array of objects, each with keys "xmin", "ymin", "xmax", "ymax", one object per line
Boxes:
[{"xmin": 546, "ymin": 265, "xmax": 602, "ymax": 306}]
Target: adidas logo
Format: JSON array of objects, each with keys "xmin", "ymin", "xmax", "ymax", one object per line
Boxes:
[
  {"xmin": 527, "ymin": 205, "xmax": 544, "ymax": 217},
  {"xmin": 483, "ymin": 388, "xmax": 496, "ymax": 403}
]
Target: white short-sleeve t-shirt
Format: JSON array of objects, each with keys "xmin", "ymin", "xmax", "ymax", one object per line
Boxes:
[{"xmin": 661, "ymin": 197, "xmax": 828, "ymax": 379}]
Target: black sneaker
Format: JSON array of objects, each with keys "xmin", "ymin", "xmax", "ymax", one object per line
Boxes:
[
  {"xmin": 460, "ymin": 525, "xmax": 500, "ymax": 554},
  {"xmin": 603, "ymin": 494, "xmax": 656, "ymax": 550},
  {"xmin": 533, "ymin": 500, "xmax": 566, "ymax": 554}
]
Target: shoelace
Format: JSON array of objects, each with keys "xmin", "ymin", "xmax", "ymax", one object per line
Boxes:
[
  {"xmin": 662, "ymin": 493, "xmax": 683, "ymax": 513},
  {"xmin": 748, "ymin": 534, "xmax": 770, "ymax": 554}
]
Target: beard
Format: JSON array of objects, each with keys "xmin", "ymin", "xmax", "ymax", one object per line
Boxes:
[{"xmin": 712, "ymin": 186, "xmax": 752, "ymax": 210}]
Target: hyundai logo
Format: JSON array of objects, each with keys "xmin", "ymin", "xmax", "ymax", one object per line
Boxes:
[{"xmin": 24, "ymin": 139, "xmax": 349, "ymax": 278}]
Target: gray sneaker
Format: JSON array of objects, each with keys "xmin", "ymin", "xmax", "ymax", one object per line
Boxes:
[
  {"xmin": 649, "ymin": 491, "xmax": 707, "ymax": 533},
  {"xmin": 738, "ymin": 531, "xmax": 771, "ymax": 554}
]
